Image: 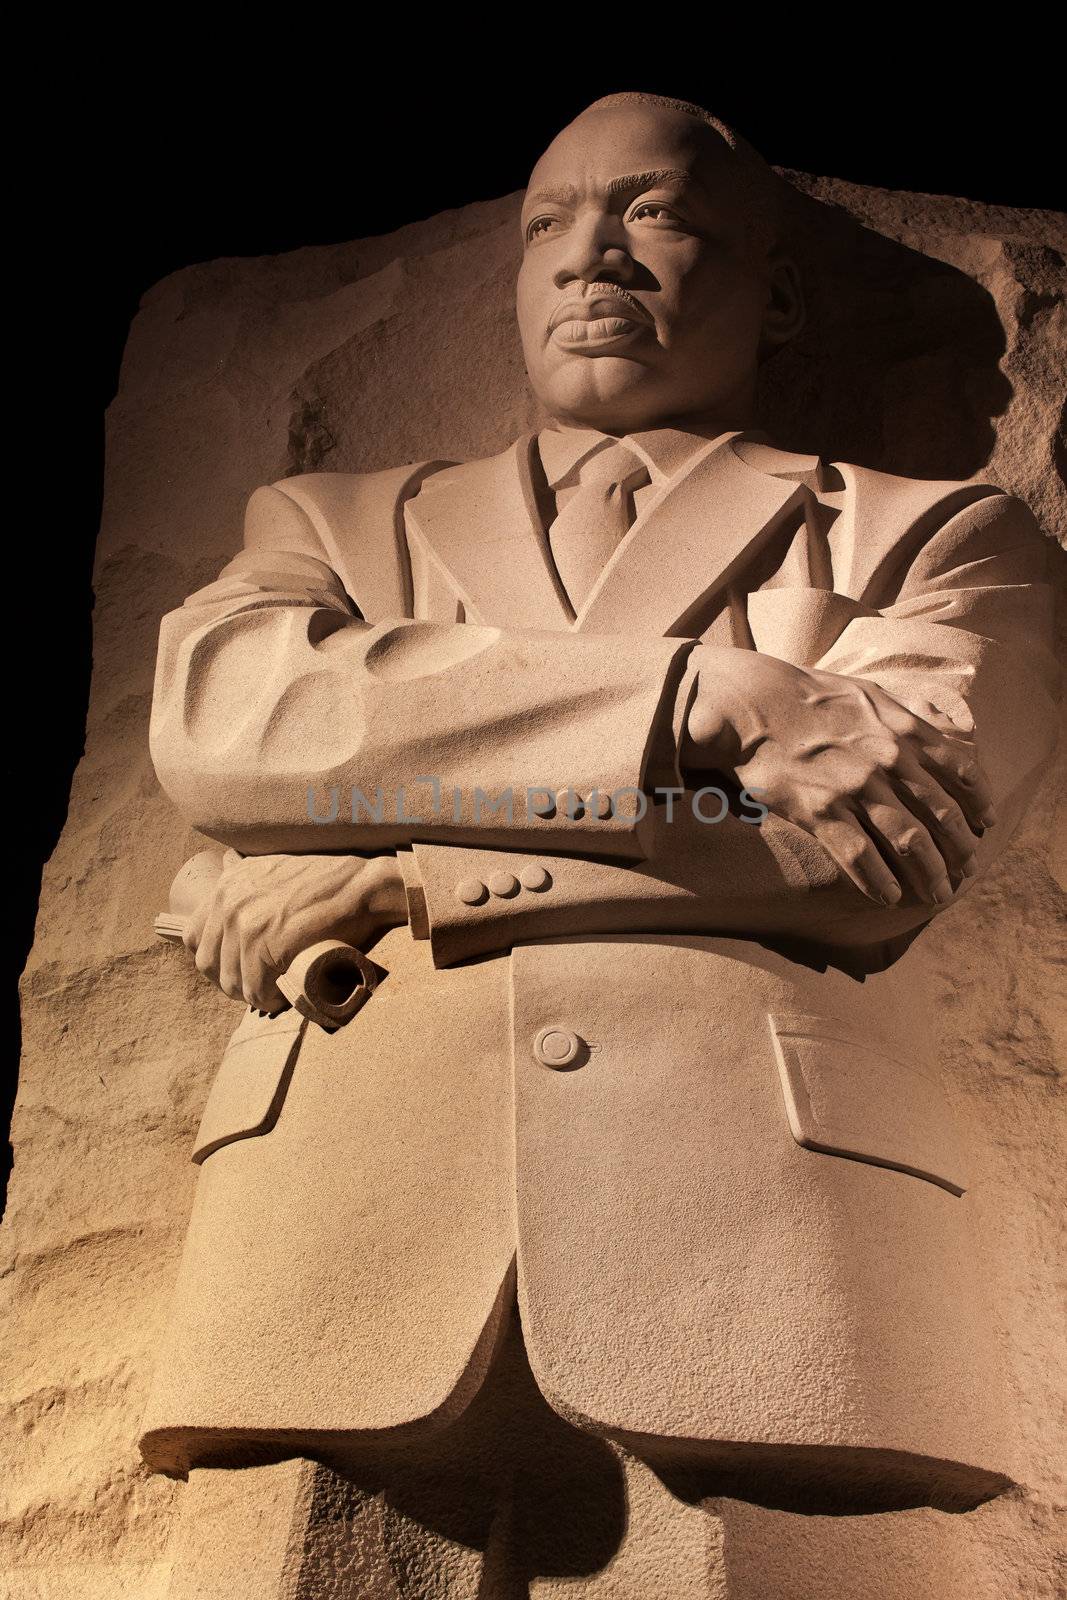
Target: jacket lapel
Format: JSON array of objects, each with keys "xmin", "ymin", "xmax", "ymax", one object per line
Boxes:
[
  {"xmin": 405, "ymin": 429, "xmax": 815, "ymax": 639},
  {"xmin": 575, "ymin": 433, "xmax": 810, "ymax": 637},
  {"xmin": 404, "ymin": 434, "xmax": 573, "ymax": 629}
]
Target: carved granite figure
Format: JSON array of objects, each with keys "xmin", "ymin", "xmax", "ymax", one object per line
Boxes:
[{"xmin": 140, "ymin": 93, "xmax": 1060, "ymax": 1590}]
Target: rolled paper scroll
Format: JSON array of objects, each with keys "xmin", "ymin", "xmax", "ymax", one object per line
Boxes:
[
  {"xmin": 275, "ymin": 939, "xmax": 381, "ymax": 1030},
  {"xmin": 153, "ymin": 848, "xmax": 229, "ymax": 938}
]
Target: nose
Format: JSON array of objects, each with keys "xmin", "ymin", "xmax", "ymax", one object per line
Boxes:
[{"xmin": 552, "ymin": 210, "xmax": 634, "ymax": 289}]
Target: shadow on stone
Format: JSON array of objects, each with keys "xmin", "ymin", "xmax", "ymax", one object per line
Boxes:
[
  {"xmin": 759, "ymin": 182, "xmax": 1011, "ymax": 480},
  {"xmin": 312, "ymin": 1303, "xmax": 628, "ymax": 1591}
]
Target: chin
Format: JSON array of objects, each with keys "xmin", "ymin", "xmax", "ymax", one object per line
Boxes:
[{"xmin": 539, "ymin": 357, "xmax": 671, "ymax": 433}]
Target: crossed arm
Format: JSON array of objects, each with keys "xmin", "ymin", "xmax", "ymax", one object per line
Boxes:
[{"xmin": 152, "ymin": 492, "xmax": 1058, "ymax": 1009}]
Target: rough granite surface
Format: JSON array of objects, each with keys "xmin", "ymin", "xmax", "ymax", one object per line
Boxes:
[{"xmin": 2, "ymin": 174, "xmax": 1064, "ymax": 1597}]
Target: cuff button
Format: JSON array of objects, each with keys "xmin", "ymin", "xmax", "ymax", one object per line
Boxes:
[
  {"xmin": 456, "ymin": 877, "xmax": 488, "ymax": 906},
  {"xmin": 519, "ymin": 865, "xmax": 551, "ymax": 892},
  {"xmin": 488, "ymin": 871, "xmax": 520, "ymax": 898}
]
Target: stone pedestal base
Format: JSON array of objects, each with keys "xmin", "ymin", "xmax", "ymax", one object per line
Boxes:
[
  {"xmin": 167, "ymin": 1456, "xmax": 1008, "ymax": 1600},
  {"xmin": 164, "ymin": 1308, "xmax": 1006, "ymax": 1599}
]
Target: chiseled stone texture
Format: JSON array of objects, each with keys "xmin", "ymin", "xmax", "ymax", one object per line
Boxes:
[{"xmin": 2, "ymin": 175, "xmax": 1064, "ymax": 1598}]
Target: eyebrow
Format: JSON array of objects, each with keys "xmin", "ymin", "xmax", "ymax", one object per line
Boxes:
[
  {"xmin": 523, "ymin": 169, "xmax": 698, "ymax": 212},
  {"xmin": 605, "ymin": 169, "xmax": 695, "ymax": 196}
]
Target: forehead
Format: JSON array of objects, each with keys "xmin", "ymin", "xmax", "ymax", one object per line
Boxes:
[{"xmin": 526, "ymin": 103, "xmax": 734, "ymax": 205}]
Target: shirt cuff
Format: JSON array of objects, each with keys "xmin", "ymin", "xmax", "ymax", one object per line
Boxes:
[{"xmin": 396, "ymin": 848, "xmax": 430, "ymax": 940}]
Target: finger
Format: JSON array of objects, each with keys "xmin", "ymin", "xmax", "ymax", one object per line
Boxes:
[
  {"xmin": 915, "ymin": 742, "xmax": 996, "ymax": 833},
  {"xmin": 812, "ymin": 809, "xmax": 905, "ymax": 906},
  {"xmin": 215, "ymin": 926, "xmax": 246, "ymax": 1005},
  {"xmin": 340, "ymin": 905, "xmax": 377, "ymax": 950},
  {"xmin": 886, "ymin": 762, "xmax": 980, "ymax": 884},
  {"xmin": 192, "ymin": 913, "xmax": 223, "ymax": 986},
  {"xmin": 861, "ymin": 793, "xmax": 955, "ymax": 907},
  {"xmin": 239, "ymin": 932, "xmax": 287, "ymax": 1015},
  {"xmin": 243, "ymin": 965, "xmax": 286, "ymax": 1015}
]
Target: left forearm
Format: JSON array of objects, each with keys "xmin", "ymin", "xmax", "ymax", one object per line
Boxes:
[{"xmin": 407, "ymin": 807, "xmax": 935, "ymax": 968}]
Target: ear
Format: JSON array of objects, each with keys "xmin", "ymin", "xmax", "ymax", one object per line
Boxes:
[{"xmin": 759, "ymin": 254, "xmax": 805, "ymax": 356}]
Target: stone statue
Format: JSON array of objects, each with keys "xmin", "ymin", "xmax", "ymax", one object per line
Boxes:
[{"xmin": 140, "ymin": 93, "xmax": 1060, "ymax": 1594}]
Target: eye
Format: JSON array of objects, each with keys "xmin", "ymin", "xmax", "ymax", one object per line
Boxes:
[
  {"xmin": 525, "ymin": 215, "xmax": 563, "ymax": 243},
  {"xmin": 629, "ymin": 201, "xmax": 684, "ymax": 226}
]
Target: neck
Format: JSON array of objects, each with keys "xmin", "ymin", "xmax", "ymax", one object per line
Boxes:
[
  {"xmin": 545, "ymin": 386, "xmax": 759, "ymax": 440},
  {"xmin": 546, "ymin": 411, "xmax": 751, "ymax": 439}
]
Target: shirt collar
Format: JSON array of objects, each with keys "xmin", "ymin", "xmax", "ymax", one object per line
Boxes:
[{"xmin": 538, "ymin": 422, "xmax": 729, "ymax": 489}]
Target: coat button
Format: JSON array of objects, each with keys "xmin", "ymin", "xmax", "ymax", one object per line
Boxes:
[
  {"xmin": 456, "ymin": 877, "xmax": 487, "ymax": 905},
  {"xmin": 519, "ymin": 865, "xmax": 551, "ymax": 891},
  {"xmin": 488, "ymin": 871, "xmax": 520, "ymax": 897},
  {"xmin": 534, "ymin": 1027, "xmax": 584, "ymax": 1068},
  {"xmin": 556, "ymin": 788, "xmax": 583, "ymax": 820},
  {"xmin": 586, "ymin": 791, "xmax": 613, "ymax": 820}
]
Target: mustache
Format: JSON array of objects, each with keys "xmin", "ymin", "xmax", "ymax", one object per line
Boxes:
[{"xmin": 548, "ymin": 282, "xmax": 654, "ymax": 330}]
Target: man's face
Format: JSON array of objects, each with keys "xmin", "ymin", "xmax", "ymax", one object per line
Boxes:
[{"xmin": 517, "ymin": 102, "xmax": 780, "ymax": 433}]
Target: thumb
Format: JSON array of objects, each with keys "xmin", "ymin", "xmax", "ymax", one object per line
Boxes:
[{"xmin": 919, "ymin": 697, "xmax": 975, "ymax": 737}]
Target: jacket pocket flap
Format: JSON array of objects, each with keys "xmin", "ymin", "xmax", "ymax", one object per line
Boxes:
[
  {"xmin": 768, "ymin": 1011, "xmax": 967, "ymax": 1195},
  {"xmin": 192, "ymin": 1008, "xmax": 307, "ymax": 1164}
]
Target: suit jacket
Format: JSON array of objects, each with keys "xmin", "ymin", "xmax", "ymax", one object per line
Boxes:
[{"xmin": 140, "ymin": 429, "xmax": 1059, "ymax": 1506}]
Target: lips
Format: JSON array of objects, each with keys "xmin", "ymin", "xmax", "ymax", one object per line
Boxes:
[{"xmin": 548, "ymin": 292, "xmax": 653, "ymax": 351}]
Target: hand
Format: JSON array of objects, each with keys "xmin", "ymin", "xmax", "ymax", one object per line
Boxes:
[
  {"xmin": 183, "ymin": 852, "xmax": 408, "ymax": 1010},
  {"xmin": 682, "ymin": 648, "xmax": 995, "ymax": 907}
]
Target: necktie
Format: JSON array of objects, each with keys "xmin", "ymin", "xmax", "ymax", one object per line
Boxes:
[{"xmin": 548, "ymin": 441, "xmax": 650, "ymax": 613}]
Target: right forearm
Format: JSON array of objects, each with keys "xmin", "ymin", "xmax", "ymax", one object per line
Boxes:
[{"xmin": 150, "ymin": 556, "xmax": 697, "ymax": 856}]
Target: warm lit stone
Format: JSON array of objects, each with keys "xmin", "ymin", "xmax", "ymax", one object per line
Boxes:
[{"xmin": 3, "ymin": 131, "xmax": 1063, "ymax": 1598}]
